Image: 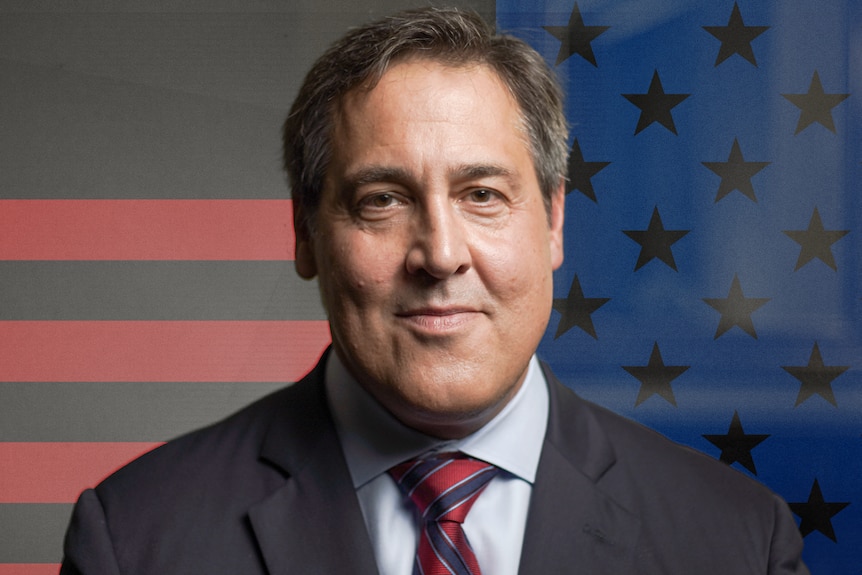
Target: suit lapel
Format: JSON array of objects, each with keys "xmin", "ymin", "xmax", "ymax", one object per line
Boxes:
[
  {"xmin": 247, "ymin": 356, "xmax": 379, "ymax": 574},
  {"xmin": 518, "ymin": 366, "xmax": 640, "ymax": 574}
]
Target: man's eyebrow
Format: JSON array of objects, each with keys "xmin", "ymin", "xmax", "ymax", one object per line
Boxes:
[
  {"xmin": 451, "ymin": 163, "xmax": 516, "ymax": 181},
  {"xmin": 343, "ymin": 166, "xmax": 413, "ymax": 188},
  {"xmin": 342, "ymin": 163, "xmax": 517, "ymax": 190}
]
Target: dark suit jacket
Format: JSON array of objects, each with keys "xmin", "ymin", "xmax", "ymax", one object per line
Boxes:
[{"xmin": 61, "ymin": 356, "xmax": 808, "ymax": 574}]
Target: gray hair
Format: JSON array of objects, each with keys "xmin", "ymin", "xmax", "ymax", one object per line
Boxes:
[{"xmin": 283, "ymin": 6, "xmax": 568, "ymax": 230}]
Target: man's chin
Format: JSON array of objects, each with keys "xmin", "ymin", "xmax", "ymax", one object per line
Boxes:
[{"xmin": 386, "ymin": 385, "xmax": 517, "ymax": 439}]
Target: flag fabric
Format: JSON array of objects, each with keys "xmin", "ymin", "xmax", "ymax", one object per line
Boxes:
[
  {"xmin": 0, "ymin": 1, "xmax": 447, "ymax": 571},
  {"xmin": 499, "ymin": 1, "xmax": 860, "ymax": 572},
  {"xmin": 0, "ymin": 1, "xmax": 858, "ymax": 574}
]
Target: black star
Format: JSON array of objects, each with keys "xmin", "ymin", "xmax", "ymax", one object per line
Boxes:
[
  {"xmin": 623, "ymin": 207, "xmax": 690, "ymax": 271},
  {"xmin": 552, "ymin": 275, "xmax": 610, "ymax": 340},
  {"xmin": 623, "ymin": 342, "xmax": 689, "ymax": 407},
  {"xmin": 543, "ymin": 3, "xmax": 609, "ymax": 67},
  {"xmin": 567, "ymin": 139, "xmax": 610, "ymax": 202},
  {"xmin": 789, "ymin": 479, "xmax": 850, "ymax": 541},
  {"xmin": 703, "ymin": 275, "xmax": 770, "ymax": 339},
  {"xmin": 702, "ymin": 411, "xmax": 769, "ymax": 475},
  {"xmin": 782, "ymin": 342, "xmax": 849, "ymax": 407},
  {"xmin": 703, "ymin": 2, "xmax": 769, "ymax": 67},
  {"xmin": 702, "ymin": 138, "xmax": 770, "ymax": 203},
  {"xmin": 623, "ymin": 71, "xmax": 690, "ymax": 135},
  {"xmin": 782, "ymin": 71, "xmax": 850, "ymax": 134},
  {"xmin": 783, "ymin": 207, "xmax": 849, "ymax": 271}
]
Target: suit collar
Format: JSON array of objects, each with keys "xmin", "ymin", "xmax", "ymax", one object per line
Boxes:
[
  {"xmin": 249, "ymin": 352, "xmax": 380, "ymax": 574},
  {"xmin": 256, "ymin": 352, "xmax": 331, "ymax": 475},
  {"xmin": 539, "ymin": 362, "xmax": 616, "ymax": 481},
  {"xmin": 517, "ymin": 364, "xmax": 640, "ymax": 573}
]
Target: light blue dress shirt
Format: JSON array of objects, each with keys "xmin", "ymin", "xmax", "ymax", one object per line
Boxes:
[{"xmin": 326, "ymin": 353, "xmax": 549, "ymax": 575}]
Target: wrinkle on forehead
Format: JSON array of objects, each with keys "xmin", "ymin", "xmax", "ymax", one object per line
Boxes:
[{"xmin": 335, "ymin": 58, "xmax": 532, "ymax": 154}]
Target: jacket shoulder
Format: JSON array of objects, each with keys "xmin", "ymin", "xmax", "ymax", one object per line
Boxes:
[
  {"xmin": 542, "ymin": 372, "xmax": 806, "ymax": 573},
  {"xmin": 99, "ymin": 380, "xmax": 303, "ymax": 495}
]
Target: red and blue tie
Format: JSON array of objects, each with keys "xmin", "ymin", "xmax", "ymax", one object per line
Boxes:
[{"xmin": 389, "ymin": 453, "xmax": 500, "ymax": 575}]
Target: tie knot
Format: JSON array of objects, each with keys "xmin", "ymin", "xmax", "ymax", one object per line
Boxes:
[{"xmin": 389, "ymin": 453, "xmax": 499, "ymax": 524}]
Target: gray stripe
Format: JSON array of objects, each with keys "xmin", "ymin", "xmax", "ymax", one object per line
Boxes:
[
  {"xmin": 0, "ymin": 1, "xmax": 494, "ymax": 201},
  {"xmin": 0, "ymin": 381, "xmax": 287, "ymax": 442},
  {"xmin": 0, "ymin": 57, "xmax": 289, "ymax": 200},
  {"xmin": 0, "ymin": 261, "xmax": 326, "ymax": 320},
  {"xmin": 0, "ymin": 503, "xmax": 72, "ymax": 563}
]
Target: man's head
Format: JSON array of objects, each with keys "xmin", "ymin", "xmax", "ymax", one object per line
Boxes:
[
  {"xmin": 283, "ymin": 6, "xmax": 568, "ymax": 229},
  {"xmin": 284, "ymin": 7, "xmax": 568, "ymax": 439}
]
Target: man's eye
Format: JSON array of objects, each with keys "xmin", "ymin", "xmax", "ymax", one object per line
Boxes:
[
  {"xmin": 363, "ymin": 193, "xmax": 398, "ymax": 208},
  {"xmin": 468, "ymin": 189, "xmax": 495, "ymax": 203}
]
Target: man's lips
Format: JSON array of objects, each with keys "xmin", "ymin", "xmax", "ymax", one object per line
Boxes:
[
  {"xmin": 397, "ymin": 306, "xmax": 478, "ymax": 317},
  {"xmin": 395, "ymin": 307, "xmax": 481, "ymax": 331}
]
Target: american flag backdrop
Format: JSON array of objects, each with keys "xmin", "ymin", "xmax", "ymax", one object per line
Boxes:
[
  {"xmin": 0, "ymin": 1, "xmax": 858, "ymax": 573},
  {"xmin": 515, "ymin": 0, "xmax": 861, "ymax": 571}
]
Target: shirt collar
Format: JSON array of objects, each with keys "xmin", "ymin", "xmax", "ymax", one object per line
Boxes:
[{"xmin": 326, "ymin": 352, "xmax": 549, "ymax": 489}]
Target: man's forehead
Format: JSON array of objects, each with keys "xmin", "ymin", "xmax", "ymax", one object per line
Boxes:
[
  {"xmin": 332, "ymin": 58, "xmax": 527, "ymax": 150},
  {"xmin": 324, "ymin": 57, "xmax": 536, "ymax": 192}
]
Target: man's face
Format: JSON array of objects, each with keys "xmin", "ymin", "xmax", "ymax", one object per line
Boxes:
[{"xmin": 295, "ymin": 59, "xmax": 564, "ymax": 438}]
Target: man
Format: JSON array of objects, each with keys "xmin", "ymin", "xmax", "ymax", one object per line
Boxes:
[{"xmin": 61, "ymin": 7, "xmax": 808, "ymax": 574}]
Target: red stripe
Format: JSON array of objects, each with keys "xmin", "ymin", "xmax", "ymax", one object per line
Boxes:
[
  {"xmin": 0, "ymin": 200, "xmax": 295, "ymax": 260},
  {"xmin": 0, "ymin": 321, "xmax": 330, "ymax": 382},
  {"xmin": 0, "ymin": 565, "xmax": 60, "ymax": 575},
  {"xmin": 0, "ymin": 443, "xmax": 162, "ymax": 503}
]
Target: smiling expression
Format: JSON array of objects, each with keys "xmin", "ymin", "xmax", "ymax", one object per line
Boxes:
[{"xmin": 295, "ymin": 59, "xmax": 565, "ymax": 438}]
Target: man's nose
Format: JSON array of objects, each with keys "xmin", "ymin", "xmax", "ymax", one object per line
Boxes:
[{"xmin": 405, "ymin": 201, "xmax": 471, "ymax": 279}]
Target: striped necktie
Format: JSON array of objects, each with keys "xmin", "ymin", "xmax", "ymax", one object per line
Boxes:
[{"xmin": 389, "ymin": 453, "xmax": 500, "ymax": 575}]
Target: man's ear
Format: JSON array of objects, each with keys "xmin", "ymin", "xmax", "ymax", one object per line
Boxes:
[
  {"xmin": 549, "ymin": 180, "xmax": 565, "ymax": 271},
  {"xmin": 293, "ymin": 206, "xmax": 318, "ymax": 279}
]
